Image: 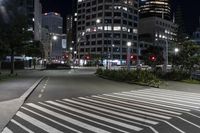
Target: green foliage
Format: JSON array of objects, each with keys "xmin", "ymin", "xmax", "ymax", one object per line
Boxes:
[
  {"xmin": 172, "ymin": 41, "xmax": 200, "ymax": 73},
  {"xmin": 96, "ymin": 69, "xmax": 161, "ymax": 87},
  {"xmin": 0, "ymin": 0, "xmax": 33, "ymax": 73},
  {"xmin": 23, "ymin": 41, "xmax": 44, "ymax": 57},
  {"xmin": 141, "ymin": 46, "xmax": 164, "ymax": 68},
  {"xmin": 161, "ymin": 70, "xmax": 190, "ymax": 81}
]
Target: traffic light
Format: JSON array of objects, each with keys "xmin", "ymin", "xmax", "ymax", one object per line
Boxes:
[
  {"xmin": 149, "ymin": 55, "xmax": 157, "ymax": 62},
  {"xmin": 84, "ymin": 54, "xmax": 91, "ymax": 60},
  {"xmin": 130, "ymin": 54, "xmax": 137, "ymax": 61}
]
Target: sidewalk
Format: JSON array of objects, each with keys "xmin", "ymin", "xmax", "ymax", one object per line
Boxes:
[
  {"xmin": 0, "ymin": 69, "xmax": 44, "ymax": 131},
  {"xmin": 160, "ymin": 81, "xmax": 200, "ymax": 94}
]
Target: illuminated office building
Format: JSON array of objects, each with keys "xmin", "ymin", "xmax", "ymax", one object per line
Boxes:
[
  {"xmin": 76, "ymin": 0, "xmax": 139, "ymax": 65},
  {"xmin": 140, "ymin": 0, "xmax": 171, "ymax": 20}
]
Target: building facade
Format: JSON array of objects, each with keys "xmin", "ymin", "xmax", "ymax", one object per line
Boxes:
[
  {"xmin": 76, "ymin": 0, "xmax": 139, "ymax": 65},
  {"xmin": 139, "ymin": 17, "xmax": 177, "ymax": 51},
  {"xmin": 42, "ymin": 12, "xmax": 63, "ymax": 34},
  {"xmin": 42, "ymin": 12, "xmax": 65, "ymax": 59},
  {"xmin": 192, "ymin": 24, "xmax": 200, "ymax": 45},
  {"xmin": 34, "ymin": 0, "xmax": 42, "ymax": 41},
  {"xmin": 139, "ymin": 0, "xmax": 171, "ymax": 20}
]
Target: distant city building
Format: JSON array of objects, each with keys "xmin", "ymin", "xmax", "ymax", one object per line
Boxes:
[
  {"xmin": 139, "ymin": 17, "xmax": 177, "ymax": 51},
  {"xmin": 42, "ymin": 12, "xmax": 64, "ymax": 59},
  {"xmin": 41, "ymin": 27, "xmax": 50, "ymax": 59},
  {"xmin": 66, "ymin": 16, "xmax": 73, "ymax": 34},
  {"xmin": 76, "ymin": 0, "xmax": 139, "ymax": 65},
  {"xmin": 192, "ymin": 19, "xmax": 200, "ymax": 45},
  {"xmin": 42, "ymin": 12, "xmax": 63, "ymax": 34},
  {"xmin": 66, "ymin": 15, "xmax": 73, "ymax": 49},
  {"xmin": 21, "ymin": 0, "xmax": 34, "ymax": 33},
  {"xmin": 139, "ymin": 0, "xmax": 171, "ymax": 20},
  {"xmin": 34, "ymin": 0, "xmax": 42, "ymax": 41}
]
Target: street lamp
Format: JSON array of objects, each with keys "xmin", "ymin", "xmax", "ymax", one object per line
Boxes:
[
  {"xmin": 112, "ymin": 44, "xmax": 115, "ymax": 60},
  {"xmin": 127, "ymin": 41, "xmax": 132, "ymax": 71},
  {"xmin": 52, "ymin": 35, "xmax": 58, "ymax": 41},
  {"xmin": 174, "ymin": 48, "xmax": 179, "ymax": 55},
  {"xmin": 96, "ymin": 19, "xmax": 101, "ymax": 24}
]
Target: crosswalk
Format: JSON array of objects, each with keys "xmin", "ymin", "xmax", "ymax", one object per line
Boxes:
[{"xmin": 3, "ymin": 88, "xmax": 200, "ymax": 133}]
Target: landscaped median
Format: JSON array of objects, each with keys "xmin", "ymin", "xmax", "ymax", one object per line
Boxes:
[{"xmin": 95, "ymin": 68, "xmax": 161, "ymax": 88}]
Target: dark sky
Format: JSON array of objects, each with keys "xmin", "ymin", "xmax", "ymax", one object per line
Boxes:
[{"xmin": 41, "ymin": 0, "xmax": 200, "ymax": 35}]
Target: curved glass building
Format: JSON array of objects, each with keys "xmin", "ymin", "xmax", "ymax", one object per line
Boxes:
[
  {"xmin": 139, "ymin": 0, "xmax": 171, "ymax": 20},
  {"xmin": 76, "ymin": 0, "xmax": 139, "ymax": 65}
]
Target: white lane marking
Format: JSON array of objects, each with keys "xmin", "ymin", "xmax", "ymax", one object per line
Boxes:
[
  {"xmin": 21, "ymin": 107, "xmax": 82, "ymax": 133},
  {"xmin": 2, "ymin": 127, "xmax": 13, "ymax": 133},
  {"xmin": 11, "ymin": 119, "xmax": 34, "ymax": 133},
  {"xmin": 39, "ymin": 102, "xmax": 129, "ymax": 133},
  {"xmin": 38, "ymin": 94, "xmax": 42, "ymax": 98},
  {"xmin": 56, "ymin": 100, "xmax": 159, "ymax": 133},
  {"xmin": 47, "ymin": 101, "xmax": 143, "ymax": 131},
  {"xmin": 16, "ymin": 111, "xmax": 63, "ymax": 133},
  {"xmin": 43, "ymin": 86, "xmax": 46, "ymax": 89},
  {"xmin": 92, "ymin": 95, "xmax": 181, "ymax": 115},
  {"xmin": 63, "ymin": 98, "xmax": 158, "ymax": 125},
  {"xmin": 116, "ymin": 92, "xmax": 199, "ymax": 109},
  {"xmin": 177, "ymin": 116, "xmax": 200, "ymax": 129},
  {"xmin": 138, "ymin": 89, "xmax": 200, "ymax": 101},
  {"xmin": 103, "ymin": 94, "xmax": 190, "ymax": 112},
  {"xmin": 134, "ymin": 91, "xmax": 200, "ymax": 105},
  {"xmin": 41, "ymin": 89, "xmax": 44, "ymax": 93},
  {"xmin": 78, "ymin": 97, "xmax": 171, "ymax": 120},
  {"xmin": 27, "ymin": 103, "xmax": 111, "ymax": 133},
  {"xmin": 72, "ymin": 98, "xmax": 185, "ymax": 133},
  {"xmin": 149, "ymin": 88, "xmax": 200, "ymax": 98}
]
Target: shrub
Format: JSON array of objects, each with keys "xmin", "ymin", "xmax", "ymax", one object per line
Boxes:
[
  {"xmin": 95, "ymin": 69, "xmax": 161, "ymax": 87},
  {"xmin": 162, "ymin": 71, "xmax": 190, "ymax": 81}
]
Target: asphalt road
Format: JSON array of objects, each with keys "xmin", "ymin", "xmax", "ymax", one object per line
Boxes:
[
  {"xmin": 3, "ymin": 68, "xmax": 200, "ymax": 133},
  {"xmin": 0, "ymin": 70, "xmax": 43, "ymax": 102}
]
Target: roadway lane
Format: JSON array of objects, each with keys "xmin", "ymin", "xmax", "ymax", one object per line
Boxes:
[
  {"xmin": 3, "ymin": 68, "xmax": 200, "ymax": 133},
  {"xmin": 0, "ymin": 70, "xmax": 44, "ymax": 102},
  {"xmin": 25, "ymin": 68, "xmax": 146, "ymax": 103}
]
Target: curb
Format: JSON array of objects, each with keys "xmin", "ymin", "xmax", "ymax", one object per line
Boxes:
[
  {"xmin": 20, "ymin": 76, "xmax": 46, "ymax": 101},
  {"xmin": 96, "ymin": 74, "xmax": 160, "ymax": 88},
  {"xmin": 0, "ymin": 76, "xmax": 45, "ymax": 132}
]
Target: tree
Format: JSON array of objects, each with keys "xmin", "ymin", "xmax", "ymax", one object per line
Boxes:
[
  {"xmin": 141, "ymin": 46, "xmax": 164, "ymax": 69},
  {"xmin": 23, "ymin": 41, "xmax": 44, "ymax": 58},
  {"xmin": 172, "ymin": 41, "xmax": 200, "ymax": 73},
  {"xmin": 0, "ymin": 0, "xmax": 32, "ymax": 74}
]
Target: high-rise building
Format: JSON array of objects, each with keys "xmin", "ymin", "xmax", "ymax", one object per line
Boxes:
[
  {"xmin": 66, "ymin": 16, "xmax": 73, "ymax": 34},
  {"xmin": 42, "ymin": 12, "xmax": 65, "ymax": 58},
  {"xmin": 21, "ymin": 0, "xmax": 34, "ymax": 33},
  {"xmin": 192, "ymin": 18, "xmax": 200, "ymax": 45},
  {"xmin": 76, "ymin": 0, "xmax": 139, "ymax": 65},
  {"xmin": 139, "ymin": 0, "xmax": 171, "ymax": 20},
  {"xmin": 42, "ymin": 12, "xmax": 63, "ymax": 34},
  {"xmin": 34, "ymin": 0, "xmax": 42, "ymax": 41}
]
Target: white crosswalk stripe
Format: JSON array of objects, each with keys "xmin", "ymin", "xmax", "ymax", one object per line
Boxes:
[{"xmin": 3, "ymin": 88, "xmax": 200, "ymax": 133}]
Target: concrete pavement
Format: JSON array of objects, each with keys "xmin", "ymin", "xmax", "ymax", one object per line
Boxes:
[
  {"xmin": 1, "ymin": 68, "xmax": 200, "ymax": 133},
  {"xmin": 0, "ymin": 70, "xmax": 45, "ymax": 131}
]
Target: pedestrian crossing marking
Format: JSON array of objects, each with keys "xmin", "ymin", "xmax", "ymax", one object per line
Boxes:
[{"xmin": 3, "ymin": 88, "xmax": 200, "ymax": 133}]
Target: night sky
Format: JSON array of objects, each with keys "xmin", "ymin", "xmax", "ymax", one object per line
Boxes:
[{"xmin": 41, "ymin": 0, "xmax": 200, "ymax": 35}]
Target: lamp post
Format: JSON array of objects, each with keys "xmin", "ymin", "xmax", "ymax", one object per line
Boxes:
[
  {"xmin": 49, "ymin": 34, "xmax": 58, "ymax": 62},
  {"xmin": 105, "ymin": 20, "xmax": 109, "ymax": 70},
  {"xmin": 96, "ymin": 19, "xmax": 102, "ymax": 65},
  {"xmin": 174, "ymin": 48, "xmax": 179, "ymax": 55},
  {"xmin": 127, "ymin": 42, "xmax": 132, "ymax": 71},
  {"xmin": 163, "ymin": 36, "xmax": 168, "ymax": 73}
]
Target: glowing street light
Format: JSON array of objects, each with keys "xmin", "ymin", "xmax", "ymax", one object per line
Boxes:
[
  {"xmin": 96, "ymin": 19, "xmax": 101, "ymax": 24},
  {"xmin": 52, "ymin": 35, "xmax": 58, "ymax": 41},
  {"xmin": 174, "ymin": 48, "xmax": 179, "ymax": 53},
  {"xmin": 127, "ymin": 41, "xmax": 132, "ymax": 71}
]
